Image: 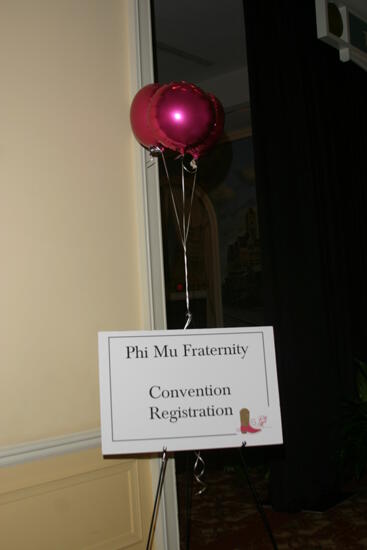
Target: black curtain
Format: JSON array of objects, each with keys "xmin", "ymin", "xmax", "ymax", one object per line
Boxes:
[{"xmin": 243, "ymin": 0, "xmax": 367, "ymax": 511}]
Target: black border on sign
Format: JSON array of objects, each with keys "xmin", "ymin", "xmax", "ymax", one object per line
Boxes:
[{"xmin": 106, "ymin": 330, "xmax": 270, "ymax": 443}]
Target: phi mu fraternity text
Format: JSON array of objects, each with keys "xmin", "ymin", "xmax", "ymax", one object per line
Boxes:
[{"xmin": 125, "ymin": 343, "xmax": 249, "ymax": 360}]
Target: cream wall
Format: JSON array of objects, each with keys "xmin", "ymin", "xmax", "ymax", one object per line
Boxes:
[
  {"xmin": 0, "ymin": 0, "xmax": 144, "ymax": 445},
  {"xmin": 0, "ymin": 2, "xmax": 160, "ymax": 548}
]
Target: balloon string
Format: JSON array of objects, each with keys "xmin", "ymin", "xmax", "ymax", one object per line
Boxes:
[
  {"xmin": 159, "ymin": 151, "xmax": 205, "ymax": 494},
  {"xmin": 180, "ymin": 158, "xmax": 205, "ymax": 494},
  {"xmin": 181, "ymin": 159, "xmax": 186, "ymax": 256},
  {"xmin": 180, "ymin": 158, "xmax": 197, "ymax": 324},
  {"xmin": 161, "ymin": 153, "xmax": 185, "ymax": 245},
  {"xmin": 181, "ymin": 159, "xmax": 191, "ymax": 328},
  {"xmin": 185, "ymin": 167, "xmax": 197, "ymax": 243},
  {"xmin": 183, "ymin": 240, "xmax": 192, "ymax": 331},
  {"xmin": 161, "ymin": 153, "xmax": 198, "ymax": 328}
]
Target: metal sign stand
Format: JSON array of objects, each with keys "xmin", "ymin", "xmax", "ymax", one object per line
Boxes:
[
  {"xmin": 239, "ymin": 442, "xmax": 278, "ymax": 550},
  {"xmin": 146, "ymin": 447, "xmax": 168, "ymax": 550},
  {"xmin": 145, "ymin": 442, "xmax": 278, "ymax": 550},
  {"xmin": 145, "ymin": 155, "xmax": 278, "ymax": 550}
]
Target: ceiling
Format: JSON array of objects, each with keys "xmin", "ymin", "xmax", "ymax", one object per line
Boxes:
[
  {"xmin": 152, "ymin": 0, "xmax": 248, "ymax": 88},
  {"xmin": 341, "ymin": 0, "xmax": 367, "ymax": 18},
  {"xmin": 152, "ymin": 0, "xmax": 250, "ymax": 134},
  {"xmin": 152, "ymin": 0, "xmax": 367, "ymax": 86},
  {"xmin": 151, "ymin": 0, "xmax": 367, "ymax": 134}
]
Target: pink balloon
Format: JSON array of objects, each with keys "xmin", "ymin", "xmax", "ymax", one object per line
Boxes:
[
  {"xmin": 148, "ymin": 81, "xmax": 215, "ymax": 155},
  {"xmin": 130, "ymin": 83, "xmax": 161, "ymax": 149},
  {"xmin": 188, "ymin": 93, "xmax": 225, "ymax": 159}
]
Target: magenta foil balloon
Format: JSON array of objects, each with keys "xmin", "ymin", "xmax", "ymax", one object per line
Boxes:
[
  {"xmin": 188, "ymin": 93, "xmax": 225, "ymax": 159},
  {"xmin": 149, "ymin": 81, "xmax": 215, "ymax": 155},
  {"xmin": 130, "ymin": 83, "xmax": 161, "ymax": 149}
]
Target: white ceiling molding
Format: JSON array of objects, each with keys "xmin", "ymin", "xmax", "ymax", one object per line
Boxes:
[{"xmin": 315, "ymin": 0, "xmax": 367, "ymax": 71}]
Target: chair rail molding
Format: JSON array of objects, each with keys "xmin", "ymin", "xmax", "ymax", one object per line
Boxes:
[{"xmin": 0, "ymin": 430, "xmax": 101, "ymax": 468}]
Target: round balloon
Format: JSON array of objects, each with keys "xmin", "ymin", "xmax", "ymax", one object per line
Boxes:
[
  {"xmin": 148, "ymin": 81, "xmax": 215, "ymax": 155},
  {"xmin": 188, "ymin": 93, "xmax": 224, "ymax": 159},
  {"xmin": 130, "ymin": 83, "xmax": 161, "ymax": 149}
]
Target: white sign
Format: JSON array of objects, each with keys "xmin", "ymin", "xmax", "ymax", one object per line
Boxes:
[{"xmin": 98, "ymin": 327, "xmax": 283, "ymax": 454}]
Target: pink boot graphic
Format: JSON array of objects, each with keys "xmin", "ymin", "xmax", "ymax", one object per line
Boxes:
[{"xmin": 240, "ymin": 408, "xmax": 261, "ymax": 434}]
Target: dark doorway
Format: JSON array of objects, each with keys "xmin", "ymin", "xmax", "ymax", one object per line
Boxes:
[
  {"xmin": 151, "ymin": 0, "xmax": 263, "ymax": 330},
  {"xmin": 149, "ymin": 0, "xmax": 367, "ymax": 545},
  {"xmin": 149, "ymin": 1, "xmax": 268, "ymax": 547}
]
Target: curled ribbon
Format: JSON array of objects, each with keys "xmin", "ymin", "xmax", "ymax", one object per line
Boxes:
[{"xmin": 194, "ymin": 451, "xmax": 207, "ymax": 495}]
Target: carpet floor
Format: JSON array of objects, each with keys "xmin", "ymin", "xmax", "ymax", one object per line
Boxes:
[{"xmin": 175, "ymin": 451, "xmax": 367, "ymax": 549}]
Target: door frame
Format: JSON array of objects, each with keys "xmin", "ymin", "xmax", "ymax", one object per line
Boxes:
[{"xmin": 127, "ymin": 1, "xmax": 180, "ymax": 548}]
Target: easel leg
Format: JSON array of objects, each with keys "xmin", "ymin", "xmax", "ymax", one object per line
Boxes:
[
  {"xmin": 146, "ymin": 447, "xmax": 168, "ymax": 550},
  {"xmin": 184, "ymin": 451, "xmax": 193, "ymax": 550},
  {"xmin": 239, "ymin": 442, "xmax": 278, "ymax": 550}
]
